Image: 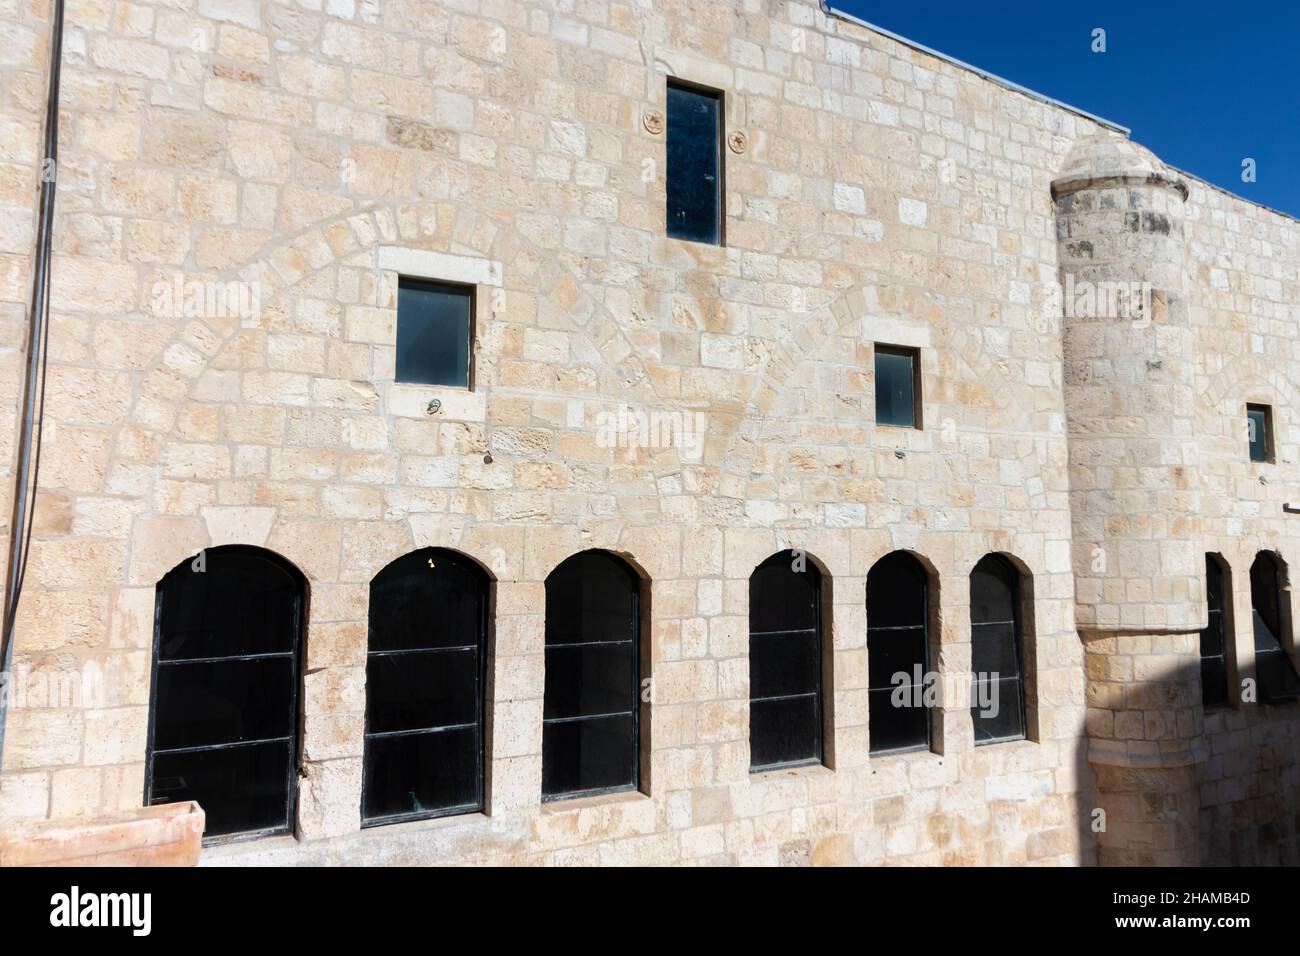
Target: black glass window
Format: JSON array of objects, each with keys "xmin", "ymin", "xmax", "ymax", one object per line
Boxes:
[
  {"xmin": 543, "ymin": 551, "xmax": 640, "ymax": 799},
  {"xmin": 970, "ymin": 555, "xmax": 1027, "ymax": 743},
  {"xmin": 1201, "ymin": 555, "xmax": 1230, "ymax": 711},
  {"xmin": 363, "ymin": 548, "xmax": 487, "ymax": 824},
  {"xmin": 666, "ymin": 81, "xmax": 722, "ymax": 245},
  {"xmin": 749, "ymin": 551, "xmax": 823, "ymax": 771},
  {"xmin": 1250, "ymin": 552, "xmax": 1300, "ymax": 704},
  {"xmin": 875, "ymin": 346, "xmax": 919, "ymax": 428},
  {"xmin": 395, "ymin": 278, "xmax": 472, "ymax": 388},
  {"xmin": 867, "ymin": 552, "xmax": 931, "ymax": 754},
  {"xmin": 1247, "ymin": 403, "xmax": 1273, "ymax": 463},
  {"xmin": 147, "ymin": 546, "xmax": 304, "ymax": 840}
]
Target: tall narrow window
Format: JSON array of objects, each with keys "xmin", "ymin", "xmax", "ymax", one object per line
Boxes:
[
  {"xmin": 1250, "ymin": 552, "xmax": 1300, "ymax": 703},
  {"xmin": 362, "ymin": 548, "xmax": 488, "ymax": 825},
  {"xmin": 395, "ymin": 278, "xmax": 473, "ymax": 388},
  {"xmin": 874, "ymin": 345, "xmax": 921, "ymax": 428},
  {"xmin": 749, "ymin": 551, "xmax": 823, "ymax": 771},
  {"xmin": 147, "ymin": 546, "xmax": 305, "ymax": 840},
  {"xmin": 543, "ymin": 551, "xmax": 641, "ymax": 799},
  {"xmin": 1247, "ymin": 403, "xmax": 1274, "ymax": 463},
  {"xmin": 969, "ymin": 555, "xmax": 1027, "ymax": 743},
  {"xmin": 666, "ymin": 80, "xmax": 723, "ymax": 245},
  {"xmin": 867, "ymin": 551, "xmax": 931, "ymax": 754},
  {"xmin": 1201, "ymin": 554, "xmax": 1230, "ymax": 711}
]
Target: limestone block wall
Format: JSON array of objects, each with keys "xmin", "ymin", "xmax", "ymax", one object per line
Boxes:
[
  {"xmin": 0, "ymin": 0, "xmax": 1295, "ymax": 867},
  {"xmin": 0, "ymin": 0, "xmax": 1099, "ymax": 865},
  {"xmin": 1187, "ymin": 178, "xmax": 1300, "ymax": 866}
]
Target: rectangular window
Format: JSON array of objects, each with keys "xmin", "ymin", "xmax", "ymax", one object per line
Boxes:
[
  {"xmin": 1247, "ymin": 403, "xmax": 1273, "ymax": 462},
  {"xmin": 395, "ymin": 278, "xmax": 473, "ymax": 388},
  {"xmin": 666, "ymin": 81, "xmax": 723, "ymax": 245},
  {"xmin": 874, "ymin": 345, "xmax": 921, "ymax": 429}
]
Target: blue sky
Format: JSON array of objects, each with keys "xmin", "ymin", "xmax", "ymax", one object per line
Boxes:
[{"xmin": 832, "ymin": 1, "xmax": 1300, "ymax": 218}]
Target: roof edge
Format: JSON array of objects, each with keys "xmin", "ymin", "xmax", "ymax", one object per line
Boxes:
[{"xmin": 820, "ymin": 3, "xmax": 1130, "ymax": 135}]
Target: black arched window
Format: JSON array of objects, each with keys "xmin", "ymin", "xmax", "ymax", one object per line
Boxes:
[
  {"xmin": 363, "ymin": 548, "xmax": 488, "ymax": 825},
  {"xmin": 749, "ymin": 551, "xmax": 823, "ymax": 771},
  {"xmin": 1250, "ymin": 552, "xmax": 1300, "ymax": 704},
  {"xmin": 867, "ymin": 552, "xmax": 931, "ymax": 754},
  {"xmin": 543, "ymin": 551, "xmax": 640, "ymax": 800},
  {"xmin": 969, "ymin": 554, "xmax": 1026, "ymax": 743},
  {"xmin": 1200, "ymin": 555, "xmax": 1230, "ymax": 711},
  {"xmin": 147, "ymin": 546, "xmax": 305, "ymax": 840}
]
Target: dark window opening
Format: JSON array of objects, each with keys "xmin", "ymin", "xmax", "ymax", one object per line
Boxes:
[
  {"xmin": 1250, "ymin": 552, "xmax": 1300, "ymax": 704},
  {"xmin": 1201, "ymin": 555, "xmax": 1230, "ymax": 712},
  {"xmin": 867, "ymin": 551, "xmax": 931, "ymax": 754},
  {"xmin": 749, "ymin": 551, "xmax": 823, "ymax": 771},
  {"xmin": 874, "ymin": 345, "xmax": 920, "ymax": 429},
  {"xmin": 969, "ymin": 554, "xmax": 1027, "ymax": 744},
  {"xmin": 543, "ymin": 550, "xmax": 641, "ymax": 800},
  {"xmin": 362, "ymin": 548, "xmax": 488, "ymax": 825},
  {"xmin": 1247, "ymin": 403, "xmax": 1274, "ymax": 463},
  {"xmin": 395, "ymin": 278, "xmax": 473, "ymax": 388},
  {"xmin": 146, "ymin": 546, "xmax": 305, "ymax": 841},
  {"xmin": 666, "ymin": 81, "xmax": 723, "ymax": 245}
]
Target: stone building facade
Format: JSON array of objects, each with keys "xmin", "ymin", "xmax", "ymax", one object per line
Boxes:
[{"xmin": 0, "ymin": 0, "xmax": 1297, "ymax": 865}]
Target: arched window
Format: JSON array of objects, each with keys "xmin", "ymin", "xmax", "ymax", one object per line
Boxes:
[
  {"xmin": 362, "ymin": 548, "xmax": 488, "ymax": 825},
  {"xmin": 543, "ymin": 550, "xmax": 641, "ymax": 800},
  {"xmin": 1250, "ymin": 552, "xmax": 1300, "ymax": 703},
  {"xmin": 1200, "ymin": 555, "xmax": 1230, "ymax": 711},
  {"xmin": 969, "ymin": 554, "xmax": 1026, "ymax": 743},
  {"xmin": 867, "ymin": 551, "xmax": 931, "ymax": 754},
  {"xmin": 147, "ymin": 546, "xmax": 305, "ymax": 840},
  {"xmin": 749, "ymin": 551, "xmax": 824, "ymax": 771}
]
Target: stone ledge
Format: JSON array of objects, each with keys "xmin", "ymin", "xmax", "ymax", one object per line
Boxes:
[{"xmin": 0, "ymin": 802, "xmax": 204, "ymax": 867}]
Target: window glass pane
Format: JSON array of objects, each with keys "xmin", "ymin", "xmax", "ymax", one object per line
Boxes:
[
  {"xmin": 971, "ymin": 622, "xmax": 1021, "ymax": 679},
  {"xmin": 363, "ymin": 728, "xmax": 480, "ymax": 821},
  {"xmin": 543, "ymin": 552, "xmax": 639, "ymax": 798},
  {"xmin": 1247, "ymin": 406, "xmax": 1269, "ymax": 462},
  {"xmin": 867, "ymin": 687, "xmax": 929, "ymax": 753},
  {"xmin": 874, "ymin": 348, "xmax": 915, "ymax": 427},
  {"xmin": 544, "ymin": 643, "xmax": 636, "ymax": 719},
  {"xmin": 542, "ymin": 713, "xmax": 637, "ymax": 797},
  {"xmin": 363, "ymin": 549, "xmax": 486, "ymax": 823},
  {"xmin": 395, "ymin": 279, "xmax": 471, "ymax": 387},
  {"xmin": 151, "ymin": 741, "xmax": 292, "ymax": 839},
  {"xmin": 867, "ymin": 552, "xmax": 930, "ymax": 753},
  {"xmin": 366, "ymin": 649, "xmax": 479, "ymax": 735},
  {"xmin": 666, "ymin": 83, "xmax": 721, "ymax": 244},
  {"xmin": 971, "ymin": 677, "xmax": 1025, "ymax": 743},
  {"xmin": 148, "ymin": 547, "xmax": 303, "ymax": 840},
  {"xmin": 750, "ymin": 553, "xmax": 819, "ymax": 633},
  {"xmin": 153, "ymin": 657, "xmax": 295, "ymax": 751},
  {"xmin": 750, "ymin": 630, "xmax": 819, "ymax": 700},
  {"xmin": 158, "ymin": 551, "xmax": 298, "ymax": 660},
  {"xmin": 750, "ymin": 696, "xmax": 820, "ymax": 768}
]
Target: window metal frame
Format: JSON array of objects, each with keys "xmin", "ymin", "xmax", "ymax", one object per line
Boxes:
[
  {"xmin": 1200, "ymin": 553, "xmax": 1231, "ymax": 713},
  {"xmin": 394, "ymin": 276, "xmax": 476, "ymax": 390},
  {"xmin": 969, "ymin": 554, "xmax": 1028, "ymax": 746},
  {"xmin": 541, "ymin": 551, "xmax": 642, "ymax": 802},
  {"xmin": 748, "ymin": 551, "xmax": 825, "ymax": 773},
  {"xmin": 866, "ymin": 552, "xmax": 933, "ymax": 756},
  {"xmin": 143, "ymin": 545, "xmax": 307, "ymax": 846},
  {"xmin": 665, "ymin": 77, "xmax": 726, "ymax": 247},
  {"xmin": 359, "ymin": 548, "xmax": 489, "ymax": 828},
  {"xmin": 1246, "ymin": 402, "xmax": 1274, "ymax": 463},
  {"xmin": 873, "ymin": 343, "xmax": 923, "ymax": 430}
]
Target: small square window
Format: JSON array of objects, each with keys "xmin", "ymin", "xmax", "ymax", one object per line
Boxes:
[
  {"xmin": 874, "ymin": 345, "xmax": 921, "ymax": 429},
  {"xmin": 666, "ymin": 81, "xmax": 723, "ymax": 246},
  {"xmin": 1247, "ymin": 403, "xmax": 1274, "ymax": 463},
  {"xmin": 395, "ymin": 278, "xmax": 473, "ymax": 388}
]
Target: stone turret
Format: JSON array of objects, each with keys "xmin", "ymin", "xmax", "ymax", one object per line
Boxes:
[{"xmin": 1053, "ymin": 136, "xmax": 1205, "ymax": 864}]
